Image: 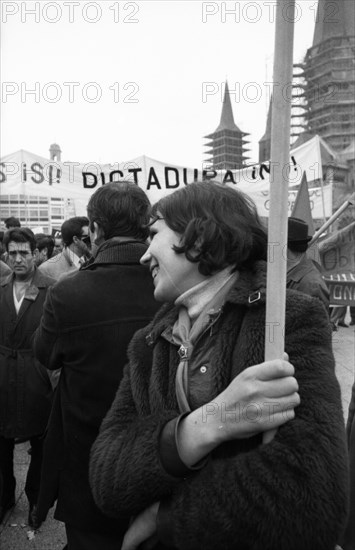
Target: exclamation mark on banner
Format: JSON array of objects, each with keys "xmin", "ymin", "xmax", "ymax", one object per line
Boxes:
[{"xmin": 48, "ymin": 165, "xmax": 53, "ymax": 185}]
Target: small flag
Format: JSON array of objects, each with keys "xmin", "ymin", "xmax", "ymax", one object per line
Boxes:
[{"xmin": 291, "ymin": 172, "xmax": 321, "ymax": 264}]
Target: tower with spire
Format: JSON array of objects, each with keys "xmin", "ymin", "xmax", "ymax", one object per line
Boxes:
[
  {"xmin": 204, "ymin": 81, "xmax": 250, "ymax": 170},
  {"xmin": 258, "ymin": 0, "xmax": 354, "ymax": 223},
  {"xmin": 258, "ymin": 97, "xmax": 272, "ymax": 162},
  {"xmin": 295, "ymin": 0, "xmax": 355, "ymax": 152}
]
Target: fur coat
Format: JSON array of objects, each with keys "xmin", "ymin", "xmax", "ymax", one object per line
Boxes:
[{"xmin": 90, "ymin": 261, "xmax": 349, "ymax": 550}]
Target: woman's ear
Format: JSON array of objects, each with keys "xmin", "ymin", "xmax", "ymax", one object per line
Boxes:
[{"xmin": 192, "ymin": 236, "xmax": 204, "ymax": 254}]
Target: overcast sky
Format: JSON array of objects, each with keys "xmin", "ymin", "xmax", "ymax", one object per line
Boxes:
[{"xmin": 1, "ymin": 0, "xmax": 318, "ymax": 167}]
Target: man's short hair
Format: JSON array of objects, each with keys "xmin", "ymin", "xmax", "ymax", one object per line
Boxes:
[
  {"xmin": 3, "ymin": 227, "xmax": 36, "ymax": 252},
  {"xmin": 151, "ymin": 181, "xmax": 267, "ymax": 276},
  {"xmin": 35, "ymin": 233, "xmax": 55, "ymax": 259},
  {"xmin": 61, "ymin": 217, "xmax": 89, "ymax": 247},
  {"xmin": 87, "ymin": 182, "xmax": 150, "ymax": 241},
  {"xmin": 5, "ymin": 217, "xmax": 21, "ymax": 229}
]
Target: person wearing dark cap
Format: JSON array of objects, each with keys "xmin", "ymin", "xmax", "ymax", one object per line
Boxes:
[{"xmin": 286, "ymin": 217, "xmax": 330, "ymax": 313}]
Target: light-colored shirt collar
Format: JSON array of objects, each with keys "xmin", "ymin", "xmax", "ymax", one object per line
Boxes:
[
  {"xmin": 175, "ymin": 266, "xmax": 238, "ymax": 321},
  {"xmin": 65, "ymin": 247, "xmax": 81, "ymax": 269}
]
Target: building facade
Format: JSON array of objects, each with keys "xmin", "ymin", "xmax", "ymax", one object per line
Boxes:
[
  {"xmin": 0, "ymin": 144, "xmax": 74, "ymax": 233},
  {"xmin": 0, "ymin": 195, "xmax": 67, "ymax": 234}
]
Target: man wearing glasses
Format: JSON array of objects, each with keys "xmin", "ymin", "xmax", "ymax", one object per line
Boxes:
[{"xmin": 39, "ymin": 217, "xmax": 91, "ymax": 280}]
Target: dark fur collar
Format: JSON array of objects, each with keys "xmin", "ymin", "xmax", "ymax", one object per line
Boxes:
[{"xmin": 84, "ymin": 238, "xmax": 148, "ymax": 268}]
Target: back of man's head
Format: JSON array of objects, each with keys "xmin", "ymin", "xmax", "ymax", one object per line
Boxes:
[
  {"xmin": 61, "ymin": 216, "xmax": 89, "ymax": 247},
  {"xmin": 35, "ymin": 233, "xmax": 55, "ymax": 259},
  {"xmin": 5, "ymin": 217, "xmax": 21, "ymax": 230},
  {"xmin": 87, "ymin": 181, "xmax": 150, "ymax": 241}
]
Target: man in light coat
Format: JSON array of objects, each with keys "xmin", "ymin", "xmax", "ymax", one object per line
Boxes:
[{"xmin": 39, "ymin": 217, "xmax": 91, "ymax": 280}]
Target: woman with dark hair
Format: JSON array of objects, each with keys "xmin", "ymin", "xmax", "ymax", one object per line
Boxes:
[{"xmin": 90, "ymin": 182, "xmax": 348, "ymax": 550}]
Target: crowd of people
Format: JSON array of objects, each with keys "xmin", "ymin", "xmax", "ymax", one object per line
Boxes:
[{"xmin": 0, "ymin": 182, "xmax": 353, "ymax": 550}]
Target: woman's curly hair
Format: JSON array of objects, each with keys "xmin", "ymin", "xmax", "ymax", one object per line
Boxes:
[{"xmin": 151, "ymin": 181, "xmax": 267, "ymax": 276}]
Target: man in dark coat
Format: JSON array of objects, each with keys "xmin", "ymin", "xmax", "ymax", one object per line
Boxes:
[
  {"xmin": 0, "ymin": 228, "xmax": 54, "ymax": 526},
  {"xmin": 33, "ymin": 182, "xmax": 158, "ymax": 550},
  {"xmin": 286, "ymin": 216, "xmax": 329, "ymax": 312}
]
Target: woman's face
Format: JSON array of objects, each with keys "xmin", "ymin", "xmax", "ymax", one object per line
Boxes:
[{"xmin": 140, "ymin": 217, "xmax": 207, "ymax": 302}]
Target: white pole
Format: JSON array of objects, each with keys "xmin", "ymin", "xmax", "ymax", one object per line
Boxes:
[
  {"xmin": 263, "ymin": 0, "xmax": 296, "ymax": 444},
  {"xmin": 319, "ymin": 176, "xmax": 327, "ymax": 225},
  {"xmin": 309, "ymin": 194, "xmax": 355, "ymax": 246}
]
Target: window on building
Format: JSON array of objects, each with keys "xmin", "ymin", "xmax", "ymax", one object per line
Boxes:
[{"xmin": 51, "ymin": 207, "xmax": 63, "ymax": 215}]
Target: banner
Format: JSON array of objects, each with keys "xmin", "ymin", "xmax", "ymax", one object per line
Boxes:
[
  {"xmin": 319, "ymin": 222, "xmax": 355, "ymax": 305},
  {"xmin": 0, "ymin": 136, "xmax": 330, "ymax": 218}
]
